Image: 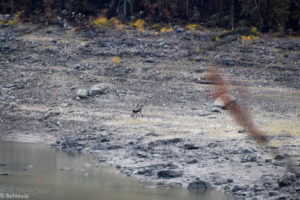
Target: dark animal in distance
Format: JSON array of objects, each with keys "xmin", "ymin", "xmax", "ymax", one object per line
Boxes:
[{"xmin": 131, "ymin": 104, "xmax": 144, "ymax": 118}]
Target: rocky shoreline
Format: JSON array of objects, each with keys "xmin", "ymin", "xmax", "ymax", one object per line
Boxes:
[{"xmin": 1, "ymin": 23, "xmax": 300, "ymax": 199}]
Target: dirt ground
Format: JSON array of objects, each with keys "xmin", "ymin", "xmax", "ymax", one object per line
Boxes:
[{"xmin": 1, "ymin": 23, "xmax": 300, "ymax": 199}]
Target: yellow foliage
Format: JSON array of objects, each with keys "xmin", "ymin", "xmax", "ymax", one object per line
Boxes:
[
  {"xmin": 195, "ymin": 47, "xmax": 200, "ymax": 55},
  {"xmin": 7, "ymin": 19, "xmax": 18, "ymax": 26},
  {"xmin": 111, "ymin": 17, "xmax": 120, "ymax": 25},
  {"xmin": 154, "ymin": 31, "xmax": 159, "ymax": 36},
  {"xmin": 251, "ymin": 26, "xmax": 258, "ymax": 33},
  {"xmin": 112, "ymin": 56, "xmax": 121, "ymax": 65},
  {"xmin": 186, "ymin": 24, "xmax": 204, "ymax": 32},
  {"xmin": 215, "ymin": 36, "xmax": 220, "ymax": 42},
  {"xmin": 239, "ymin": 35, "xmax": 259, "ymax": 44},
  {"xmin": 152, "ymin": 23, "xmax": 161, "ymax": 30},
  {"xmin": 7, "ymin": 11, "xmax": 22, "ymax": 27},
  {"xmin": 159, "ymin": 26, "xmax": 174, "ymax": 34},
  {"xmin": 116, "ymin": 23, "xmax": 125, "ymax": 31},
  {"xmin": 93, "ymin": 16, "xmax": 109, "ymax": 28},
  {"xmin": 0, "ymin": 20, "xmax": 4, "ymax": 26},
  {"xmin": 15, "ymin": 11, "xmax": 21, "ymax": 18},
  {"xmin": 222, "ymin": 29, "xmax": 228, "ymax": 33},
  {"xmin": 131, "ymin": 19, "xmax": 145, "ymax": 34},
  {"xmin": 160, "ymin": 27, "xmax": 167, "ymax": 33},
  {"xmin": 110, "ymin": 17, "xmax": 125, "ymax": 30},
  {"xmin": 167, "ymin": 27, "xmax": 174, "ymax": 33},
  {"xmin": 93, "ymin": 16, "xmax": 126, "ymax": 31},
  {"xmin": 67, "ymin": 33, "xmax": 72, "ymax": 39}
]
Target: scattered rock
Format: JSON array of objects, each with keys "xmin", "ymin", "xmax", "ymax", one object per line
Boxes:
[
  {"xmin": 23, "ymin": 164, "xmax": 33, "ymax": 171},
  {"xmin": 145, "ymin": 132, "xmax": 160, "ymax": 137},
  {"xmin": 148, "ymin": 138, "xmax": 184, "ymax": 147},
  {"xmin": 88, "ymin": 84, "xmax": 110, "ymax": 96},
  {"xmin": 278, "ymin": 172, "xmax": 296, "ymax": 187},
  {"xmin": 144, "ymin": 59, "xmax": 156, "ymax": 63},
  {"xmin": 39, "ymin": 111, "xmax": 60, "ymax": 121},
  {"xmin": 238, "ymin": 129, "xmax": 246, "ymax": 133},
  {"xmin": 227, "ymin": 178, "xmax": 234, "ymax": 183},
  {"xmin": 211, "ymin": 107, "xmax": 223, "ymax": 113},
  {"xmin": 0, "ymin": 172, "xmax": 8, "ymax": 176},
  {"xmin": 136, "ymin": 168, "xmax": 154, "ymax": 176},
  {"xmin": 107, "ymin": 145, "xmax": 123, "ymax": 150},
  {"xmin": 241, "ymin": 155, "xmax": 257, "ymax": 163},
  {"xmin": 268, "ymin": 191, "xmax": 278, "ymax": 197},
  {"xmin": 157, "ymin": 170, "xmax": 183, "ymax": 179},
  {"xmin": 186, "ymin": 159, "xmax": 198, "ymax": 164},
  {"xmin": 232, "ymin": 185, "xmax": 242, "ymax": 192},
  {"xmin": 188, "ymin": 180, "xmax": 212, "ymax": 190},
  {"xmin": 60, "ymin": 167, "xmax": 71, "ymax": 171},
  {"xmin": 274, "ymin": 155, "xmax": 285, "ymax": 161},
  {"xmin": 183, "ymin": 144, "xmax": 200, "ymax": 150},
  {"xmin": 5, "ymin": 83, "xmax": 15, "ymax": 88}
]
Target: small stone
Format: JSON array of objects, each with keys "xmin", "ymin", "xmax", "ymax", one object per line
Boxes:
[
  {"xmin": 183, "ymin": 144, "xmax": 199, "ymax": 150},
  {"xmin": 238, "ymin": 129, "xmax": 246, "ymax": 133},
  {"xmin": 5, "ymin": 83, "xmax": 15, "ymax": 88},
  {"xmin": 227, "ymin": 178, "xmax": 234, "ymax": 183},
  {"xmin": 144, "ymin": 59, "xmax": 155, "ymax": 63},
  {"xmin": 187, "ymin": 159, "xmax": 198, "ymax": 164},
  {"xmin": 157, "ymin": 170, "xmax": 183, "ymax": 179},
  {"xmin": 211, "ymin": 107, "xmax": 223, "ymax": 113},
  {"xmin": 60, "ymin": 167, "xmax": 71, "ymax": 171},
  {"xmin": 274, "ymin": 155, "xmax": 285, "ymax": 160},
  {"xmin": 268, "ymin": 191, "xmax": 278, "ymax": 197}
]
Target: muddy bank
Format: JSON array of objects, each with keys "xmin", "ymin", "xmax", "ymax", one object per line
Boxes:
[{"xmin": 1, "ymin": 23, "xmax": 300, "ymax": 199}]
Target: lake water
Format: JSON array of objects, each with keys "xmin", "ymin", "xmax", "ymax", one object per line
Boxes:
[{"xmin": 0, "ymin": 140, "xmax": 231, "ymax": 200}]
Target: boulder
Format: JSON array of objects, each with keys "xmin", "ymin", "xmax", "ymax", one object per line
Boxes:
[
  {"xmin": 88, "ymin": 84, "xmax": 110, "ymax": 96},
  {"xmin": 76, "ymin": 89, "xmax": 88, "ymax": 99},
  {"xmin": 278, "ymin": 172, "xmax": 296, "ymax": 187}
]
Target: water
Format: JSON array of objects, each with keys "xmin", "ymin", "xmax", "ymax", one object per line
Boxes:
[{"xmin": 0, "ymin": 140, "xmax": 231, "ymax": 200}]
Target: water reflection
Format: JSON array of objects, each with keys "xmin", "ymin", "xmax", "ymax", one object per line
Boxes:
[{"xmin": 0, "ymin": 140, "xmax": 230, "ymax": 200}]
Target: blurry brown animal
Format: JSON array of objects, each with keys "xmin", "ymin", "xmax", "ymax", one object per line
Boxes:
[
  {"xmin": 206, "ymin": 66, "xmax": 300, "ymax": 175},
  {"xmin": 207, "ymin": 67, "xmax": 267, "ymax": 142},
  {"xmin": 131, "ymin": 104, "xmax": 144, "ymax": 118}
]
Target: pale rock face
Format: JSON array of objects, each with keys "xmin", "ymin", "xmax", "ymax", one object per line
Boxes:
[
  {"xmin": 88, "ymin": 84, "xmax": 110, "ymax": 96},
  {"xmin": 76, "ymin": 89, "xmax": 88, "ymax": 99},
  {"xmin": 213, "ymin": 94, "xmax": 236, "ymax": 109}
]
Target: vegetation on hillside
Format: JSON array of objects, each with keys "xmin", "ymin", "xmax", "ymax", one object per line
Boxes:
[{"xmin": 0, "ymin": 0, "xmax": 299, "ymax": 33}]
